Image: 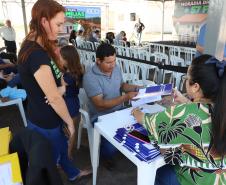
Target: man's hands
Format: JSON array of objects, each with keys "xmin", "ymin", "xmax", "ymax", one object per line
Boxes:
[{"xmin": 125, "ymin": 91, "xmax": 138, "ymax": 101}]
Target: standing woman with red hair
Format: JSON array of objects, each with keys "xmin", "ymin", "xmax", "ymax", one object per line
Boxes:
[{"xmin": 18, "ymin": 0, "xmax": 91, "ymax": 181}]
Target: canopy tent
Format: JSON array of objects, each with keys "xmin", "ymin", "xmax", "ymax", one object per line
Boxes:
[{"xmin": 2, "ymin": 0, "xmax": 174, "ymax": 40}]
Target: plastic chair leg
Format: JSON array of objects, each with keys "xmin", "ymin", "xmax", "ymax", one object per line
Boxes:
[
  {"xmin": 87, "ymin": 126, "xmax": 94, "ymax": 165},
  {"xmin": 77, "ymin": 121, "xmax": 83, "ymax": 149},
  {"xmin": 17, "ymin": 100, "xmax": 27, "ymax": 127}
]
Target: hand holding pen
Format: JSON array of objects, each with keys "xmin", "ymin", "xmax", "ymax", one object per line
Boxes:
[{"xmin": 172, "ymin": 87, "xmax": 190, "ymax": 104}]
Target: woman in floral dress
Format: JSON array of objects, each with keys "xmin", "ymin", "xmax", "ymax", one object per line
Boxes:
[{"xmin": 132, "ymin": 54, "xmax": 226, "ymax": 185}]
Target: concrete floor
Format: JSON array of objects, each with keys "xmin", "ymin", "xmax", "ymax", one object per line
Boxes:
[{"xmin": 0, "ymin": 105, "xmax": 138, "ymax": 185}]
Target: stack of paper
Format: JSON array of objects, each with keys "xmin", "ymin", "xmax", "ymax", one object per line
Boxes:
[
  {"xmin": 131, "ymin": 83, "xmax": 173, "ymax": 107},
  {"xmin": 0, "ymin": 127, "xmax": 23, "ymax": 185},
  {"xmin": 0, "ymin": 153, "xmax": 23, "ymax": 185},
  {"xmin": 0, "ymin": 127, "xmax": 12, "ymax": 156},
  {"xmin": 114, "ymin": 123, "xmax": 160, "ymax": 163}
]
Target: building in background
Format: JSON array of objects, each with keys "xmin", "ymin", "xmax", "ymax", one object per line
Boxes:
[{"xmin": 173, "ymin": 0, "xmax": 209, "ymax": 42}]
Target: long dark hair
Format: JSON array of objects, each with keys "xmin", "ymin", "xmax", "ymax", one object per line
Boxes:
[
  {"xmin": 18, "ymin": 0, "xmax": 65, "ymax": 64},
  {"xmin": 60, "ymin": 45, "xmax": 83, "ymax": 87},
  {"xmin": 190, "ymin": 54, "xmax": 226, "ymax": 156},
  {"xmin": 69, "ymin": 30, "xmax": 76, "ymax": 43}
]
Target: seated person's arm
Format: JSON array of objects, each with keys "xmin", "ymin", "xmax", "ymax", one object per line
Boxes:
[
  {"xmin": 0, "ymin": 63, "xmax": 15, "ymax": 69},
  {"xmin": 196, "ymin": 44, "xmax": 204, "ymax": 55},
  {"xmin": 196, "ymin": 44, "xmax": 226, "ymax": 60},
  {"xmin": 91, "ymin": 92, "xmax": 137, "ymax": 111}
]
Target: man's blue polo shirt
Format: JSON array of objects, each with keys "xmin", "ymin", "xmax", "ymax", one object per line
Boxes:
[{"xmin": 83, "ymin": 64, "xmax": 124, "ymax": 122}]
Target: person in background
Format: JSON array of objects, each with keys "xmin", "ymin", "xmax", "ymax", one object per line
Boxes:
[
  {"xmin": 0, "ymin": 19, "xmax": 17, "ymax": 54},
  {"xmin": 89, "ymin": 30, "xmax": 101, "ymax": 43},
  {"xmin": 134, "ymin": 18, "xmax": 145, "ymax": 45},
  {"xmin": 76, "ymin": 30, "xmax": 85, "ymax": 47},
  {"xmin": 17, "ymin": 0, "xmax": 91, "ymax": 182},
  {"xmin": 0, "ymin": 56, "xmax": 17, "ymax": 74},
  {"xmin": 83, "ymin": 43, "xmax": 139, "ymax": 170},
  {"xmin": 105, "ymin": 32, "xmax": 115, "ymax": 45},
  {"xmin": 132, "ymin": 54, "xmax": 226, "ymax": 185},
  {"xmin": 115, "ymin": 31, "xmax": 129, "ymax": 47},
  {"xmin": 0, "ymin": 51, "xmax": 17, "ymax": 64},
  {"xmin": 69, "ymin": 29, "xmax": 77, "ymax": 45},
  {"xmin": 74, "ymin": 20, "xmax": 84, "ymax": 32},
  {"xmin": 196, "ymin": 23, "xmax": 226, "ymax": 60},
  {"xmin": 60, "ymin": 45, "xmax": 84, "ymax": 127}
]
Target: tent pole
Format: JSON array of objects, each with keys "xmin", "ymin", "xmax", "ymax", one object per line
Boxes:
[
  {"xmin": 161, "ymin": 0, "xmax": 165, "ymax": 41},
  {"xmin": 21, "ymin": 0, "xmax": 28, "ymax": 36}
]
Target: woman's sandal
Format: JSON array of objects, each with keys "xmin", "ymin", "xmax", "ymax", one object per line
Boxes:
[{"xmin": 70, "ymin": 169, "xmax": 92, "ymax": 182}]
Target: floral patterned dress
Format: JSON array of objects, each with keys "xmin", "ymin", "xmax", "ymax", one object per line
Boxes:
[{"xmin": 143, "ymin": 103, "xmax": 226, "ymax": 185}]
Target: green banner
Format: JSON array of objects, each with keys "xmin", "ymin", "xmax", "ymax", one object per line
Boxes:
[{"xmin": 174, "ymin": 0, "xmax": 209, "ymax": 17}]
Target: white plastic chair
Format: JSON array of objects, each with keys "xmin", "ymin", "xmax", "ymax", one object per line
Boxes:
[
  {"xmin": 140, "ymin": 63, "xmax": 157, "ymax": 86},
  {"xmin": 94, "ymin": 42, "xmax": 100, "ymax": 50},
  {"xmin": 173, "ymin": 72, "xmax": 185, "ymax": 89},
  {"xmin": 128, "ymin": 47, "xmax": 139, "ymax": 59},
  {"xmin": 148, "ymin": 43, "xmax": 165, "ymax": 54},
  {"xmin": 152, "ymin": 52, "xmax": 169, "ymax": 84},
  {"xmin": 183, "ymin": 48, "xmax": 196, "ymax": 66},
  {"xmin": 116, "ymin": 58, "xmax": 133, "ymax": 83},
  {"xmin": 85, "ymin": 41, "xmax": 95, "ymax": 50},
  {"xmin": 170, "ymin": 55, "xmax": 185, "ymax": 67},
  {"xmin": 118, "ymin": 40, "xmax": 127, "ymax": 47},
  {"xmin": 129, "ymin": 61, "xmax": 142, "ymax": 84},
  {"xmin": 179, "ymin": 74, "xmax": 187, "ymax": 93},
  {"xmin": 0, "ymin": 98, "xmax": 27, "ymax": 127},
  {"xmin": 169, "ymin": 46, "xmax": 181, "ymax": 60},
  {"xmin": 77, "ymin": 88, "xmax": 93, "ymax": 164}
]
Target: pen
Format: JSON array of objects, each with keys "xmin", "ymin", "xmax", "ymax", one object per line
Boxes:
[{"xmin": 172, "ymin": 87, "xmax": 177, "ymax": 103}]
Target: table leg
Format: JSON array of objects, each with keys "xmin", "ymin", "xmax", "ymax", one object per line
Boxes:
[
  {"xmin": 92, "ymin": 127, "xmax": 101, "ymax": 185},
  {"xmin": 137, "ymin": 164, "xmax": 157, "ymax": 185},
  {"xmin": 137, "ymin": 158, "xmax": 165, "ymax": 185}
]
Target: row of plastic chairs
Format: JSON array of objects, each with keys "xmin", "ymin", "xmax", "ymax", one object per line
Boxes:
[
  {"xmin": 73, "ymin": 39, "xmax": 195, "ymax": 67},
  {"xmin": 77, "ymin": 48, "xmax": 187, "ymax": 90},
  {"xmin": 116, "ymin": 58, "xmax": 156, "ymax": 86},
  {"xmin": 113, "ymin": 44, "xmax": 195, "ymax": 67}
]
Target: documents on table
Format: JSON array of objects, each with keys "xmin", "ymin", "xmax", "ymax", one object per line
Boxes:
[{"xmin": 131, "ymin": 84, "xmax": 173, "ymax": 107}]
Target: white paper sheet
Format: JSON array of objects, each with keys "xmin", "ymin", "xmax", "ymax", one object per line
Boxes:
[
  {"xmin": 0, "ymin": 163, "xmax": 21, "ymax": 185},
  {"xmin": 131, "ymin": 95, "xmax": 162, "ymax": 107}
]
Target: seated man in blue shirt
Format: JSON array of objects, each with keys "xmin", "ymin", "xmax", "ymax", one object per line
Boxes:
[
  {"xmin": 83, "ymin": 43, "xmax": 139, "ymax": 169},
  {"xmin": 196, "ymin": 23, "xmax": 226, "ymax": 59}
]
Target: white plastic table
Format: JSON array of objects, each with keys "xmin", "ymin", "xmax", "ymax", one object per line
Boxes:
[{"xmin": 92, "ymin": 104, "xmax": 166, "ymax": 185}]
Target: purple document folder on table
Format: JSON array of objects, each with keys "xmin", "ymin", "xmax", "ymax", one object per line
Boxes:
[{"xmin": 114, "ymin": 123, "xmax": 160, "ymax": 163}]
